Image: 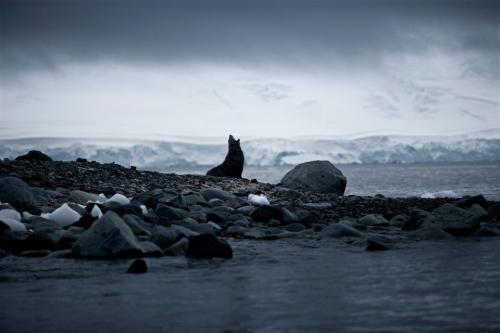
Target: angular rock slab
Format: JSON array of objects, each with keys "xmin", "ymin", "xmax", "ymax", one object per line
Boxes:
[
  {"xmin": 419, "ymin": 203, "xmax": 487, "ymax": 236},
  {"xmin": 72, "ymin": 211, "xmax": 143, "ymax": 258},
  {"xmin": 0, "ymin": 177, "xmax": 36, "ymax": 211}
]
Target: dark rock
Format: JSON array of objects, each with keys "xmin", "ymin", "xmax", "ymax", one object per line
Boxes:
[
  {"xmin": 0, "ymin": 177, "xmax": 36, "ymax": 212},
  {"xmin": 401, "ymin": 208, "xmax": 429, "ymax": 231},
  {"xmin": 76, "ymin": 158, "xmax": 88, "ymax": 163},
  {"xmin": 284, "ymin": 223, "xmax": 306, "ymax": 232},
  {"xmin": 155, "ymin": 204, "xmax": 188, "ymax": 221},
  {"xmin": 138, "ymin": 241, "xmax": 162, "ymax": 257},
  {"xmin": 225, "ymin": 226, "xmax": 248, "ymax": 237},
  {"xmin": 206, "ymin": 135, "xmax": 244, "ymax": 178},
  {"xmin": 280, "ymin": 160, "xmax": 347, "ymax": 195},
  {"xmin": 319, "ymin": 223, "xmax": 364, "ymax": 238},
  {"xmin": 186, "ymin": 233, "xmax": 233, "ymax": 259},
  {"xmin": 122, "ymin": 214, "xmax": 151, "ymax": 236},
  {"xmin": 454, "ymin": 195, "xmax": 488, "ymax": 209},
  {"xmin": 0, "ymin": 231, "xmax": 30, "ymax": 253},
  {"xmin": 113, "ymin": 203, "xmax": 144, "ymax": 218},
  {"xmin": 164, "ymin": 237, "xmax": 189, "ymax": 256},
  {"xmin": 15, "ymin": 150, "xmax": 52, "ymax": 162},
  {"xmin": 268, "ymin": 219, "xmax": 281, "ymax": 227},
  {"xmin": 365, "ymin": 235, "xmax": 393, "ymax": 251},
  {"xmin": 184, "ymin": 193, "xmax": 208, "ymax": 206},
  {"xmin": 149, "ymin": 225, "xmax": 180, "ymax": 249},
  {"xmin": 357, "ymin": 214, "xmax": 389, "ymax": 227},
  {"xmin": 199, "ymin": 188, "xmax": 236, "ymax": 201},
  {"xmin": 19, "ymin": 249, "xmax": 51, "ymax": 257},
  {"xmin": 389, "ymin": 214, "xmax": 407, "ymax": 227},
  {"xmin": 298, "ymin": 211, "xmax": 322, "ymax": 228},
  {"xmin": 72, "ymin": 212, "xmax": 98, "ymax": 229},
  {"xmin": 473, "ymin": 225, "xmax": 500, "ymax": 237},
  {"xmin": 419, "ymin": 203, "xmax": 487, "ymax": 236},
  {"xmin": 72, "ymin": 211, "xmax": 143, "ymax": 258},
  {"xmin": 250, "ymin": 205, "xmax": 283, "ymax": 223},
  {"xmin": 303, "ymin": 202, "xmax": 333, "ymax": 210},
  {"xmin": 127, "ymin": 259, "xmax": 148, "ymax": 273},
  {"xmin": 409, "ymin": 227, "xmax": 454, "ymax": 241},
  {"xmin": 69, "ymin": 190, "xmax": 101, "ymax": 205}
]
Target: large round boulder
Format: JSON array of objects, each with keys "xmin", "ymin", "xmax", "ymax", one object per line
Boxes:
[{"xmin": 279, "ymin": 160, "xmax": 347, "ymax": 194}]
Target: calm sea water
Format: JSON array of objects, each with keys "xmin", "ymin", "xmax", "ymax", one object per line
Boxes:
[
  {"xmin": 162, "ymin": 161, "xmax": 500, "ymax": 200},
  {"xmin": 1, "ymin": 238, "xmax": 500, "ymax": 333}
]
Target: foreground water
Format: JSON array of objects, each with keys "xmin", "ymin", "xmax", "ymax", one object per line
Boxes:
[
  {"xmin": 161, "ymin": 161, "xmax": 500, "ymax": 200},
  {"xmin": 1, "ymin": 237, "xmax": 500, "ymax": 333}
]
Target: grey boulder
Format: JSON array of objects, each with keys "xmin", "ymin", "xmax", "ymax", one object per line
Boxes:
[
  {"xmin": 0, "ymin": 177, "xmax": 36, "ymax": 211},
  {"xmin": 279, "ymin": 160, "xmax": 347, "ymax": 195},
  {"xmin": 72, "ymin": 211, "xmax": 143, "ymax": 258}
]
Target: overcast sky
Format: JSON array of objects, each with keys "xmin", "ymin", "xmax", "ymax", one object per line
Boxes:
[{"xmin": 1, "ymin": 0, "xmax": 499, "ymax": 139}]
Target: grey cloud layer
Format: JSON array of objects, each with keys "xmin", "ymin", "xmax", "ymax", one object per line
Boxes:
[{"xmin": 1, "ymin": 0, "xmax": 499, "ymax": 75}]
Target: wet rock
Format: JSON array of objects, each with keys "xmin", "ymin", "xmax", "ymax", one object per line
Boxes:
[
  {"xmin": 72, "ymin": 211, "xmax": 143, "ymax": 258},
  {"xmin": 139, "ymin": 241, "xmax": 162, "ymax": 257},
  {"xmin": 186, "ymin": 233, "xmax": 233, "ymax": 259},
  {"xmin": 284, "ymin": 223, "xmax": 306, "ymax": 232},
  {"xmin": 409, "ymin": 227, "xmax": 454, "ymax": 241},
  {"xmin": 29, "ymin": 217, "xmax": 62, "ymax": 233},
  {"xmin": 389, "ymin": 214, "xmax": 407, "ymax": 227},
  {"xmin": 122, "ymin": 214, "xmax": 151, "ymax": 236},
  {"xmin": 303, "ymin": 202, "xmax": 332, "ymax": 210},
  {"xmin": 281, "ymin": 207, "xmax": 299, "ymax": 224},
  {"xmin": 184, "ymin": 193, "xmax": 208, "ymax": 206},
  {"xmin": 0, "ymin": 217, "xmax": 27, "ymax": 232},
  {"xmin": 70, "ymin": 190, "xmax": 102, "ymax": 205},
  {"xmin": 250, "ymin": 205, "xmax": 283, "ymax": 223},
  {"xmin": 298, "ymin": 211, "xmax": 322, "ymax": 228},
  {"xmin": 319, "ymin": 223, "xmax": 364, "ymax": 238},
  {"xmin": 365, "ymin": 235, "xmax": 394, "ymax": 251},
  {"xmin": 244, "ymin": 227, "xmax": 278, "ymax": 240},
  {"xmin": 268, "ymin": 219, "xmax": 281, "ymax": 227},
  {"xmin": 280, "ymin": 160, "xmax": 347, "ymax": 195},
  {"xmin": 188, "ymin": 211, "xmax": 208, "ymax": 223},
  {"xmin": 199, "ymin": 188, "xmax": 236, "ymax": 201},
  {"xmin": 401, "ymin": 208, "xmax": 429, "ymax": 231},
  {"xmin": 15, "ymin": 150, "xmax": 52, "ymax": 162},
  {"xmin": 225, "ymin": 226, "xmax": 248, "ymax": 237},
  {"xmin": 419, "ymin": 203, "xmax": 487, "ymax": 236},
  {"xmin": 155, "ymin": 204, "xmax": 188, "ymax": 221},
  {"xmin": 150, "ymin": 225, "xmax": 180, "ymax": 249},
  {"xmin": 357, "ymin": 214, "xmax": 389, "ymax": 227},
  {"xmin": 208, "ymin": 198, "xmax": 225, "ymax": 207},
  {"xmin": 164, "ymin": 237, "xmax": 189, "ymax": 256},
  {"xmin": 0, "ymin": 177, "xmax": 36, "ymax": 212},
  {"xmin": 19, "ymin": 249, "xmax": 51, "ymax": 257},
  {"xmin": 113, "ymin": 203, "xmax": 144, "ymax": 218},
  {"xmin": 473, "ymin": 225, "xmax": 500, "ymax": 237},
  {"xmin": 236, "ymin": 205, "xmax": 254, "ymax": 216},
  {"xmin": 454, "ymin": 195, "xmax": 488, "ymax": 209},
  {"xmin": 0, "ymin": 231, "xmax": 29, "ymax": 252},
  {"xmin": 127, "ymin": 259, "xmax": 148, "ymax": 273}
]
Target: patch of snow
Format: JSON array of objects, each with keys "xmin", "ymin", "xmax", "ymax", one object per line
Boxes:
[
  {"xmin": 105, "ymin": 194, "xmax": 130, "ymax": 205},
  {"xmin": 0, "ymin": 218, "xmax": 27, "ymax": 231},
  {"xmin": 91, "ymin": 205, "xmax": 103, "ymax": 218},
  {"xmin": 248, "ymin": 194, "xmax": 270, "ymax": 206},
  {"xmin": 41, "ymin": 203, "xmax": 81, "ymax": 227},
  {"xmin": 0, "ymin": 209, "xmax": 21, "ymax": 222}
]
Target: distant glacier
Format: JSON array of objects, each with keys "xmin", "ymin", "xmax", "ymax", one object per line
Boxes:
[{"xmin": 1, "ymin": 130, "xmax": 499, "ymax": 168}]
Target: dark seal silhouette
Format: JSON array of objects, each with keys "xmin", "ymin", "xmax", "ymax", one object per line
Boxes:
[{"xmin": 207, "ymin": 135, "xmax": 244, "ymax": 178}]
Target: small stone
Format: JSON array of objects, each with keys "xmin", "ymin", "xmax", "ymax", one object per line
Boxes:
[
  {"xmin": 284, "ymin": 223, "xmax": 306, "ymax": 232},
  {"xmin": 127, "ymin": 259, "xmax": 148, "ymax": 273}
]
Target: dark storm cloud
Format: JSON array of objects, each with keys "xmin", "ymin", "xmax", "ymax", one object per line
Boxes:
[{"xmin": 0, "ymin": 0, "xmax": 499, "ymax": 75}]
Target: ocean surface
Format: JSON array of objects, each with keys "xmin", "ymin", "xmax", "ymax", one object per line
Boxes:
[
  {"xmin": 1, "ymin": 238, "xmax": 500, "ymax": 333},
  {"xmin": 161, "ymin": 161, "xmax": 500, "ymax": 201}
]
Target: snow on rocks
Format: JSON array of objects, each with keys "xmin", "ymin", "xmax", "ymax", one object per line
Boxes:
[
  {"xmin": 41, "ymin": 203, "xmax": 81, "ymax": 227},
  {"xmin": 248, "ymin": 194, "xmax": 270, "ymax": 206},
  {"xmin": 105, "ymin": 193, "xmax": 130, "ymax": 205}
]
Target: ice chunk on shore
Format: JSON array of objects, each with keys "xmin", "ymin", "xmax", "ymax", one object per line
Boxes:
[
  {"xmin": 248, "ymin": 194, "xmax": 270, "ymax": 206},
  {"xmin": 140, "ymin": 205, "xmax": 148, "ymax": 215},
  {"xmin": 0, "ymin": 209, "xmax": 22, "ymax": 221},
  {"xmin": 98, "ymin": 193, "xmax": 107, "ymax": 202},
  {"xmin": 0, "ymin": 217, "xmax": 27, "ymax": 231},
  {"xmin": 105, "ymin": 194, "xmax": 130, "ymax": 205},
  {"xmin": 420, "ymin": 190, "xmax": 460, "ymax": 199},
  {"xmin": 41, "ymin": 203, "xmax": 81, "ymax": 227},
  {"xmin": 91, "ymin": 205, "xmax": 103, "ymax": 218}
]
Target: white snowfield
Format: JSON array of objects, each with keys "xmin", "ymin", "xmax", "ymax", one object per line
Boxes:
[{"xmin": 1, "ymin": 129, "xmax": 499, "ymax": 168}]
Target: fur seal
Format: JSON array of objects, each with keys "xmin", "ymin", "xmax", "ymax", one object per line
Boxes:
[{"xmin": 207, "ymin": 135, "xmax": 244, "ymax": 178}]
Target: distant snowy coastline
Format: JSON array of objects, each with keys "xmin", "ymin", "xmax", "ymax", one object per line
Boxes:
[{"xmin": 0, "ymin": 130, "xmax": 499, "ymax": 168}]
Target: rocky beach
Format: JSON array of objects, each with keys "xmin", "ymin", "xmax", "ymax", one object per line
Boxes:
[{"xmin": 1, "ymin": 152, "xmax": 499, "ymax": 265}]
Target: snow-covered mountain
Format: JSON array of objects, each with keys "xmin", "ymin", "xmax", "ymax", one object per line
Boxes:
[{"xmin": 1, "ymin": 130, "xmax": 499, "ymax": 168}]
